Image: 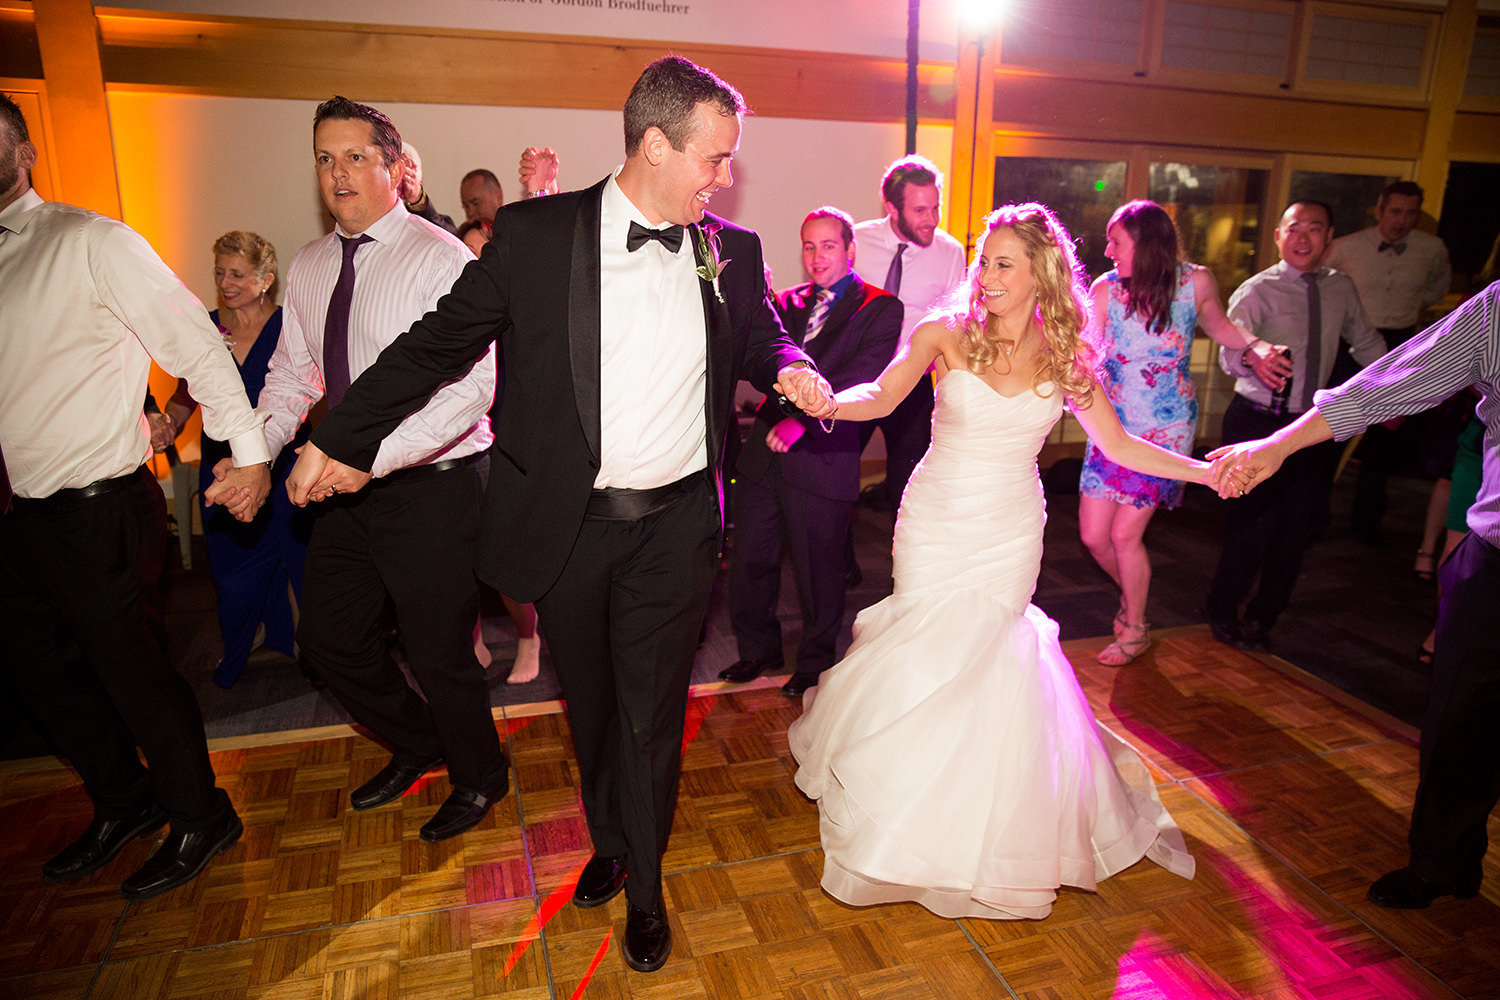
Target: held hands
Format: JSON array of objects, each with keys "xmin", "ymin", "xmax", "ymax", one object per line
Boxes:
[
  {"xmin": 203, "ymin": 459, "xmax": 272, "ymax": 522},
  {"xmin": 1205, "ymin": 438, "xmax": 1288, "ymax": 499},
  {"xmin": 147, "ymin": 412, "xmax": 177, "ymax": 454},
  {"xmin": 1245, "ymin": 340, "xmax": 1293, "ymax": 392},
  {"xmin": 286, "ymin": 440, "xmax": 372, "ymax": 506},
  {"xmin": 766, "ymin": 417, "xmax": 807, "ymax": 453},
  {"xmin": 518, "ymin": 147, "xmax": 560, "ymax": 196},
  {"xmin": 774, "ymin": 364, "xmax": 837, "ymax": 420}
]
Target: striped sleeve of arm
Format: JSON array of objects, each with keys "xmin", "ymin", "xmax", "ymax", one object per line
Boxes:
[{"xmin": 1315, "ymin": 285, "xmax": 1497, "ymax": 441}]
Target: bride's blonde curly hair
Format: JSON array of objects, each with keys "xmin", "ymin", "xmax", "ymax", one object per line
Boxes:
[{"xmin": 950, "ymin": 203, "xmax": 1096, "ymax": 404}]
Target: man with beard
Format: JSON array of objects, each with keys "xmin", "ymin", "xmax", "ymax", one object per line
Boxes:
[{"xmin": 852, "ymin": 155, "xmax": 967, "ymax": 515}]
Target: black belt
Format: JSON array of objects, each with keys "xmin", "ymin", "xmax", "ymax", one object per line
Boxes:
[
  {"xmin": 1237, "ymin": 395, "xmax": 1302, "ymax": 419},
  {"xmin": 9, "ymin": 466, "xmax": 146, "ymax": 512},
  {"xmin": 379, "ymin": 451, "xmax": 486, "ymax": 484},
  {"xmin": 586, "ymin": 471, "xmax": 701, "ymax": 521}
]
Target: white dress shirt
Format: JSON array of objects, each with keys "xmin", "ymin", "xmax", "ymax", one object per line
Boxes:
[
  {"xmin": 1325, "ymin": 227, "xmax": 1451, "ymax": 330},
  {"xmin": 258, "ymin": 201, "xmax": 493, "ymax": 479},
  {"xmin": 852, "ymin": 216, "xmax": 968, "ymax": 342},
  {"xmin": 1220, "ymin": 261, "xmax": 1388, "ymax": 413},
  {"xmin": 595, "ymin": 170, "xmax": 708, "ymax": 489},
  {"xmin": 0, "ymin": 189, "xmax": 269, "ymax": 498}
]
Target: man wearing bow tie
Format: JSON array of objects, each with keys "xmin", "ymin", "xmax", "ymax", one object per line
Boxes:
[
  {"xmin": 723, "ymin": 207, "xmax": 901, "ymax": 697},
  {"xmin": 284, "ymin": 57, "xmax": 835, "ymax": 973},
  {"xmin": 1326, "ymin": 181, "xmax": 1453, "ymax": 542}
]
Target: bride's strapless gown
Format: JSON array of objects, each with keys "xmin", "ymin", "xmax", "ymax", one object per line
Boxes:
[{"xmin": 788, "ymin": 370, "xmax": 1195, "ymax": 920}]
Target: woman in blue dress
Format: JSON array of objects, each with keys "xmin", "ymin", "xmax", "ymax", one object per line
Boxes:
[
  {"xmin": 1078, "ymin": 201, "xmax": 1285, "ymax": 664},
  {"xmin": 166, "ymin": 232, "xmax": 313, "ymax": 688}
]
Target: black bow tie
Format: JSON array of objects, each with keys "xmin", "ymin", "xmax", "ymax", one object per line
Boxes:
[
  {"xmin": 626, "ymin": 220, "xmax": 685, "ymax": 253},
  {"xmin": 1378, "ymin": 240, "xmax": 1407, "ymax": 255}
]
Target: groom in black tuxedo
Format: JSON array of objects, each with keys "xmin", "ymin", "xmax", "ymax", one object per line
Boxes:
[
  {"xmin": 724, "ymin": 207, "xmax": 901, "ymax": 697},
  {"xmin": 285, "ymin": 56, "xmax": 835, "ymax": 973}
]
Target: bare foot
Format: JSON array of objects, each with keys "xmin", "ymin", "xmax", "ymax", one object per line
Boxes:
[
  {"xmin": 473, "ymin": 621, "xmax": 493, "ymax": 669},
  {"xmin": 507, "ymin": 633, "xmax": 541, "ymax": 684}
]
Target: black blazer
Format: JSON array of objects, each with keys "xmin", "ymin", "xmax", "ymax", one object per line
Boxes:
[
  {"xmin": 737, "ymin": 274, "xmax": 901, "ymax": 502},
  {"xmin": 313, "ymin": 178, "xmax": 811, "ymax": 601}
]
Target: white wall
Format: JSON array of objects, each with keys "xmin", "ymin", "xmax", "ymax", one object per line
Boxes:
[{"xmin": 107, "ymin": 91, "xmax": 956, "ymax": 306}]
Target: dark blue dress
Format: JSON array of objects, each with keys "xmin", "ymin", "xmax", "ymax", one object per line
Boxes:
[{"xmin": 195, "ymin": 307, "xmax": 313, "ymax": 683}]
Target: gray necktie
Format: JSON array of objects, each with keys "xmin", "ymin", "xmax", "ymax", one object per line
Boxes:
[
  {"xmin": 883, "ymin": 243, "xmax": 907, "ymax": 298},
  {"xmin": 803, "ymin": 288, "xmax": 836, "ymax": 344},
  {"xmin": 1300, "ymin": 271, "xmax": 1322, "ymax": 412}
]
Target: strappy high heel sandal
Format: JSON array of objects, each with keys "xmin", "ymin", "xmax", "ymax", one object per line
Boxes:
[
  {"xmin": 1098, "ymin": 621, "xmax": 1151, "ymax": 666},
  {"xmin": 1113, "ymin": 603, "xmax": 1129, "ymax": 638}
]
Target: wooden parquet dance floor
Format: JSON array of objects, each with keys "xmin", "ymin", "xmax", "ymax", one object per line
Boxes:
[{"xmin": 2, "ymin": 626, "xmax": 1498, "ymax": 1000}]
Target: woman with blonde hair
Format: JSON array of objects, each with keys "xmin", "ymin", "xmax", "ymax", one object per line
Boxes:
[
  {"xmin": 790, "ymin": 204, "xmax": 1246, "ymax": 920},
  {"xmin": 164, "ymin": 231, "xmax": 313, "ymax": 689}
]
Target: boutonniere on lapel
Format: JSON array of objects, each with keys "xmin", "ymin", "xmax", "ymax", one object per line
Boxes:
[{"xmin": 693, "ymin": 222, "xmax": 732, "ymax": 304}]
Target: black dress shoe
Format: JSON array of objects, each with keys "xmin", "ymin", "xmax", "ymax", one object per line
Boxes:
[
  {"xmin": 573, "ymin": 853, "xmax": 628, "ymax": 908},
  {"xmin": 718, "ymin": 655, "xmax": 781, "ymax": 684},
  {"xmin": 120, "ymin": 807, "xmax": 243, "ymax": 900},
  {"xmin": 622, "ymin": 901, "xmax": 672, "ymax": 973},
  {"xmin": 42, "ymin": 801, "xmax": 167, "ymax": 883},
  {"xmin": 1208, "ymin": 619, "xmax": 1247, "ymax": 649},
  {"xmin": 781, "ymin": 671, "xmax": 820, "ymax": 698},
  {"xmin": 419, "ymin": 768, "xmax": 510, "ymax": 842},
  {"xmin": 1367, "ymin": 867, "xmax": 1480, "ymax": 909},
  {"xmin": 1241, "ymin": 620, "xmax": 1272, "ymax": 652},
  {"xmin": 350, "ymin": 756, "xmax": 443, "ymax": 810}
]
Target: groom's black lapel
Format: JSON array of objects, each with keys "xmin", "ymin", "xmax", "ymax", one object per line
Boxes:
[
  {"xmin": 568, "ymin": 179, "xmax": 607, "ymax": 464},
  {"xmin": 693, "ymin": 220, "xmax": 733, "ymax": 469}
]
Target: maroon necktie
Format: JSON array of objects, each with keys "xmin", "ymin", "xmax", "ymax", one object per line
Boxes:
[{"xmin": 323, "ymin": 233, "xmax": 373, "ymax": 408}]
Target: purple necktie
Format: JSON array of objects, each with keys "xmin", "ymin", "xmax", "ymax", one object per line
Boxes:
[{"xmin": 323, "ymin": 233, "xmax": 373, "ymax": 408}]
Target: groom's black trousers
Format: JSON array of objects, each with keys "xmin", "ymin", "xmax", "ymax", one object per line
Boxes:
[{"xmin": 535, "ymin": 473, "xmax": 718, "ymax": 913}]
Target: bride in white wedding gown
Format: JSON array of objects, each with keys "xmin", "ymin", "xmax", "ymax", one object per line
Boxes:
[{"xmin": 789, "ymin": 204, "xmax": 1244, "ymax": 920}]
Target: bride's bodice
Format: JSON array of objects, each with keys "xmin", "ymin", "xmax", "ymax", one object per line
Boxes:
[{"xmin": 890, "ymin": 370, "xmax": 1064, "ymax": 606}]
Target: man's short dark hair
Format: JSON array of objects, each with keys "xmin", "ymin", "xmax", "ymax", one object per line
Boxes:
[
  {"xmin": 881, "ymin": 154, "xmax": 943, "ymax": 211},
  {"xmin": 803, "ymin": 206, "xmax": 855, "ymax": 247},
  {"xmin": 1284, "ymin": 198, "xmax": 1333, "ymax": 227},
  {"xmin": 313, "ymin": 96, "xmax": 402, "ymax": 167},
  {"xmin": 623, "ymin": 56, "xmax": 748, "ymax": 157},
  {"xmin": 461, "ymin": 168, "xmax": 502, "ymax": 190},
  {"xmin": 0, "ymin": 94, "xmax": 29, "ymax": 145},
  {"xmin": 1378, "ymin": 180, "xmax": 1424, "ymax": 209}
]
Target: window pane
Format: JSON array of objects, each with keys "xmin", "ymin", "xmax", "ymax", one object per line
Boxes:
[
  {"xmin": 1288, "ymin": 171, "xmax": 1397, "ymax": 241},
  {"xmin": 1146, "ymin": 162, "xmax": 1270, "ymax": 440},
  {"xmin": 991, "ymin": 157, "xmax": 1127, "ymax": 279},
  {"xmin": 1148, "ymin": 162, "xmax": 1269, "ymax": 292}
]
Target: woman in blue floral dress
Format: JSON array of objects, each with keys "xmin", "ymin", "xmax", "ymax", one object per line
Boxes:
[{"xmin": 1079, "ymin": 201, "xmax": 1283, "ymax": 664}]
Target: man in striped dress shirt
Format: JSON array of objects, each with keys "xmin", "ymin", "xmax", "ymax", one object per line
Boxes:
[
  {"xmin": 251, "ymin": 96, "xmax": 507, "ymax": 842},
  {"xmin": 1209, "ymin": 281, "xmax": 1500, "ymax": 910}
]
